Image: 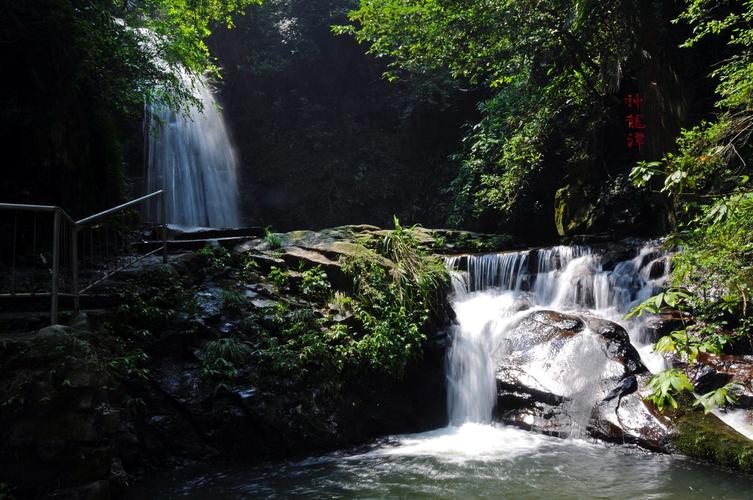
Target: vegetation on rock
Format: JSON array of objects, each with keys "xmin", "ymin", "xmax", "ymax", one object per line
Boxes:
[{"xmin": 627, "ymin": 0, "xmax": 753, "ymax": 416}]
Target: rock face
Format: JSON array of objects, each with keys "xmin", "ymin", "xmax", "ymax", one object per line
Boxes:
[
  {"xmin": 0, "ymin": 323, "xmax": 447, "ymax": 499},
  {"xmin": 0, "ymin": 327, "xmax": 133, "ymax": 499},
  {"xmin": 0, "ymin": 224, "xmax": 462, "ymax": 499},
  {"xmin": 492, "ymin": 310, "xmax": 668, "ymax": 450}
]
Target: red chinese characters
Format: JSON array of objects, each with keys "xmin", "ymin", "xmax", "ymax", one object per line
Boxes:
[
  {"xmin": 626, "ymin": 131, "xmax": 645, "ymax": 149},
  {"xmin": 624, "ymin": 93, "xmax": 646, "ymax": 150}
]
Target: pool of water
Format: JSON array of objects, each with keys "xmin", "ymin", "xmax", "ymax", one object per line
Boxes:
[{"xmin": 130, "ymin": 423, "xmax": 753, "ymax": 499}]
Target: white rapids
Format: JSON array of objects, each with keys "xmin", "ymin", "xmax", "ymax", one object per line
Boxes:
[{"xmin": 444, "ymin": 242, "xmax": 670, "ymax": 429}]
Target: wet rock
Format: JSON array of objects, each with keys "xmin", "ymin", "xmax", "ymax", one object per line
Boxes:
[
  {"xmin": 250, "ymin": 297, "xmax": 278, "ymax": 309},
  {"xmin": 554, "ymin": 184, "xmax": 597, "ymax": 237},
  {"xmin": 602, "ymin": 376, "xmax": 638, "ymax": 402},
  {"xmin": 583, "ymin": 316, "xmax": 644, "ymax": 375},
  {"xmin": 510, "ymin": 295, "xmax": 534, "ymax": 313},
  {"xmin": 648, "ymin": 257, "xmax": 669, "ymax": 280},
  {"xmin": 642, "ymin": 310, "xmax": 691, "ymax": 344},
  {"xmin": 493, "ymin": 309, "xmax": 665, "ymax": 449},
  {"xmin": 591, "ymin": 375, "xmax": 669, "ymax": 451},
  {"xmin": 196, "ymin": 287, "xmax": 224, "ymax": 322},
  {"xmin": 694, "ymin": 353, "xmax": 753, "ymax": 408},
  {"xmin": 596, "ymin": 240, "xmax": 641, "ymax": 271},
  {"xmin": 691, "ymin": 364, "xmax": 732, "ymax": 394}
]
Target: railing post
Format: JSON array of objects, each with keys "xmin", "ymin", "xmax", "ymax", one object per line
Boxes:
[
  {"xmin": 160, "ymin": 190, "xmax": 167, "ymax": 263},
  {"xmin": 51, "ymin": 209, "xmax": 61, "ymax": 325},
  {"xmin": 72, "ymin": 225, "xmax": 79, "ymax": 315}
]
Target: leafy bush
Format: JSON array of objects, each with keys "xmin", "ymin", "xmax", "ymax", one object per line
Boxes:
[
  {"xmin": 330, "ymin": 291, "xmax": 354, "ymax": 317},
  {"xmin": 343, "ymin": 217, "xmax": 448, "ymax": 377},
  {"xmin": 654, "ymin": 329, "xmax": 726, "ymax": 365},
  {"xmin": 645, "ymin": 369, "xmax": 694, "ymax": 411},
  {"xmin": 197, "ymin": 245, "xmax": 233, "ymax": 272},
  {"xmin": 300, "ymin": 266, "xmax": 332, "ymax": 300},
  {"xmin": 694, "ymin": 382, "xmax": 743, "ymax": 414},
  {"xmin": 107, "ymin": 349, "xmax": 150, "ymax": 381},
  {"xmin": 256, "ymin": 218, "xmax": 448, "ymax": 385},
  {"xmin": 256, "ymin": 305, "xmax": 345, "ymax": 393},
  {"xmin": 629, "ymin": 287, "xmax": 742, "ymax": 413},
  {"xmin": 624, "ymin": 288, "xmax": 692, "ymax": 319},
  {"xmin": 268, "ymin": 266, "xmax": 290, "ymax": 290},
  {"xmin": 242, "ymin": 256, "xmax": 261, "ymax": 280},
  {"xmin": 114, "ymin": 266, "xmax": 196, "ymax": 336},
  {"xmin": 627, "ymin": 0, "xmax": 753, "ymax": 415}
]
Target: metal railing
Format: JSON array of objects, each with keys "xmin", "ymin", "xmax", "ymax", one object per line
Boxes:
[{"xmin": 0, "ymin": 190, "xmax": 167, "ymax": 324}]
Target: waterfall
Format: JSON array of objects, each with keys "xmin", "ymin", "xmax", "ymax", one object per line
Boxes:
[
  {"xmin": 444, "ymin": 242, "xmax": 671, "ymax": 427},
  {"xmin": 145, "ymin": 76, "xmax": 241, "ymax": 228}
]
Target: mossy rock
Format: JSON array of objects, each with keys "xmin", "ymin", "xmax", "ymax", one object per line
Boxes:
[
  {"xmin": 670, "ymin": 408, "xmax": 753, "ymax": 473},
  {"xmin": 554, "ymin": 184, "xmax": 596, "ymax": 237}
]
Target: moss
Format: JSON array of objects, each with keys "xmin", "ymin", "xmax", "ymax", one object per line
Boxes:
[
  {"xmin": 671, "ymin": 408, "xmax": 753, "ymax": 473},
  {"xmin": 554, "ymin": 184, "xmax": 596, "ymax": 237}
]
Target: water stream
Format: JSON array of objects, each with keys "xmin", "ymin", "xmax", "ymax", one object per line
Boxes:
[
  {"xmin": 145, "ymin": 76, "xmax": 241, "ymax": 228},
  {"xmin": 133, "ymin": 242, "xmax": 753, "ymax": 498},
  {"xmin": 445, "ymin": 242, "xmax": 670, "ymax": 428}
]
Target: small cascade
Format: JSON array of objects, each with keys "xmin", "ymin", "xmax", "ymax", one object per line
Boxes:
[
  {"xmin": 145, "ymin": 75, "xmax": 241, "ymax": 228},
  {"xmin": 446, "ymin": 292, "xmax": 521, "ymax": 424},
  {"xmin": 444, "ymin": 241, "xmax": 672, "ymax": 430}
]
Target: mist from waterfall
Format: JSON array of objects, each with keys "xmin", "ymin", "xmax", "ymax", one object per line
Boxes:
[
  {"xmin": 444, "ymin": 242, "xmax": 671, "ymax": 428},
  {"xmin": 145, "ymin": 76, "xmax": 241, "ymax": 228}
]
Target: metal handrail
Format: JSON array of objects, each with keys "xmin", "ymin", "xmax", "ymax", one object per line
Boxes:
[
  {"xmin": 0, "ymin": 203, "xmax": 56, "ymax": 211},
  {"xmin": 76, "ymin": 190, "xmax": 164, "ymax": 225},
  {"xmin": 0, "ymin": 190, "xmax": 167, "ymax": 324},
  {"xmin": 0, "ymin": 203, "xmax": 76, "ymax": 226}
]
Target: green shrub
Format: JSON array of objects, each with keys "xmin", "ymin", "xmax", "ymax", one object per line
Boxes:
[
  {"xmin": 342, "ymin": 217, "xmax": 448, "ymax": 377},
  {"xmin": 300, "ymin": 266, "xmax": 332, "ymax": 300},
  {"xmin": 197, "ymin": 245, "xmax": 232, "ymax": 272},
  {"xmin": 645, "ymin": 369, "xmax": 693, "ymax": 411},
  {"xmin": 113, "ymin": 266, "xmax": 196, "ymax": 336},
  {"xmin": 268, "ymin": 266, "xmax": 290, "ymax": 290},
  {"xmin": 255, "ymin": 218, "xmax": 448, "ymax": 385}
]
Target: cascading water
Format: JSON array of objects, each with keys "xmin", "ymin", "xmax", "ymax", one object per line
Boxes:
[
  {"xmin": 145, "ymin": 76, "xmax": 241, "ymax": 228},
  {"xmin": 445, "ymin": 242, "xmax": 671, "ymax": 429},
  {"xmin": 136, "ymin": 242, "xmax": 753, "ymax": 497}
]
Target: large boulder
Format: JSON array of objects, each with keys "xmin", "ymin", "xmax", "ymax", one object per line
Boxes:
[{"xmin": 493, "ymin": 310, "xmax": 668, "ymax": 450}]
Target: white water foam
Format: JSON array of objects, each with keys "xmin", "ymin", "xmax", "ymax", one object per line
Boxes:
[
  {"xmin": 374, "ymin": 423, "xmax": 582, "ymax": 462},
  {"xmin": 713, "ymin": 408, "xmax": 753, "ymax": 441},
  {"xmin": 444, "ymin": 242, "xmax": 672, "ymax": 434}
]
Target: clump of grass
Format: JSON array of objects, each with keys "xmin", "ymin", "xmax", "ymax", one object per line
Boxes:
[{"xmin": 264, "ymin": 226, "xmax": 283, "ymax": 249}]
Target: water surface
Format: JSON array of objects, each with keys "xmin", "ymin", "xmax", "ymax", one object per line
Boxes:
[{"xmin": 131, "ymin": 424, "xmax": 753, "ymax": 499}]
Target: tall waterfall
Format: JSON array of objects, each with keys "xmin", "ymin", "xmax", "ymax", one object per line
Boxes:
[
  {"xmin": 145, "ymin": 77, "xmax": 241, "ymax": 228},
  {"xmin": 445, "ymin": 242, "xmax": 670, "ymax": 426}
]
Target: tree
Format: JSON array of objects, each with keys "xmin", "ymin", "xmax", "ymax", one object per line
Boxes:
[
  {"xmin": 337, "ymin": 1, "xmax": 656, "ymax": 236},
  {"xmin": 0, "ymin": 0, "xmax": 261, "ymax": 211}
]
